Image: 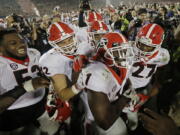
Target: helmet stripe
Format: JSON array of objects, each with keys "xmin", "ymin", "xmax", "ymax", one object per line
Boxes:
[
  {"xmin": 93, "ymin": 12, "xmax": 97, "ymax": 20},
  {"xmin": 54, "ymin": 22, "xmax": 66, "ymax": 36},
  {"xmin": 119, "ymin": 33, "xmax": 127, "ymax": 43},
  {"xmin": 98, "ymin": 21, "xmax": 103, "ymax": 30},
  {"xmin": 146, "ymin": 24, "xmax": 156, "ymax": 38}
]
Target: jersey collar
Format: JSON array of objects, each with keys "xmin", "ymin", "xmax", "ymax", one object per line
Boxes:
[
  {"xmin": 106, "ymin": 65, "xmax": 127, "ymax": 85},
  {"xmin": 0, "ymin": 55, "xmax": 30, "ymax": 66},
  {"xmin": 141, "ymin": 51, "xmax": 159, "ymax": 64},
  {"xmin": 64, "ymin": 55, "xmax": 75, "ymax": 60}
]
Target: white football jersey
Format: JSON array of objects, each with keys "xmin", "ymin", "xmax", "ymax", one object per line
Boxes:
[
  {"xmin": 78, "ymin": 61, "xmax": 129, "ymax": 122},
  {"xmin": 129, "ymin": 48, "xmax": 170, "ymax": 89},
  {"xmin": 76, "ymin": 27, "xmax": 89, "ymax": 44},
  {"xmin": 0, "ymin": 48, "xmax": 45, "ymax": 110},
  {"xmin": 39, "ymin": 49, "xmax": 73, "ymax": 80},
  {"xmin": 39, "ymin": 42, "xmax": 94, "ymax": 80},
  {"xmin": 77, "ymin": 61, "xmax": 129, "ymax": 102}
]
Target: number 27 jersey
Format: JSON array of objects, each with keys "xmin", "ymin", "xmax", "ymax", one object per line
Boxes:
[{"xmin": 129, "ymin": 48, "xmax": 170, "ymax": 89}]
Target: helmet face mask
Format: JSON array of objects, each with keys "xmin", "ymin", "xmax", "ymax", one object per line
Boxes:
[
  {"xmin": 94, "ymin": 33, "xmax": 105, "ymax": 41},
  {"xmin": 104, "ymin": 43, "xmax": 134, "ymax": 69},
  {"xmin": 56, "ymin": 35, "xmax": 77, "ymax": 55},
  {"xmin": 135, "ymin": 38, "xmax": 160, "ymax": 58},
  {"xmin": 136, "ymin": 41, "xmax": 156, "ymax": 53},
  {"xmin": 134, "ymin": 36, "xmax": 160, "ymax": 61},
  {"xmin": 89, "ymin": 32, "xmax": 106, "ymax": 47},
  {"xmin": 88, "ymin": 21, "xmax": 109, "ymax": 47},
  {"xmin": 96, "ymin": 33, "xmax": 135, "ymax": 69}
]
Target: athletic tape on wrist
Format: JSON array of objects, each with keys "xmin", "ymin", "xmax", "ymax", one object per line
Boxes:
[
  {"xmin": 23, "ymin": 80, "xmax": 35, "ymax": 92},
  {"xmin": 71, "ymin": 84, "xmax": 80, "ymax": 94}
]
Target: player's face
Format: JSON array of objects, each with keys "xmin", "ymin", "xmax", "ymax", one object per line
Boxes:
[
  {"xmin": 56, "ymin": 36, "xmax": 76, "ymax": 54},
  {"xmin": 112, "ymin": 48, "xmax": 131, "ymax": 68},
  {"xmin": 57, "ymin": 36, "xmax": 74, "ymax": 47},
  {"xmin": 94, "ymin": 33, "xmax": 104, "ymax": 42},
  {"xmin": 138, "ymin": 13, "xmax": 147, "ymax": 21},
  {"xmin": 2, "ymin": 33, "xmax": 27, "ymax": 57},
  {"xmin": 136, "ymin": 41, "xmax": 155, "ymax": 53},
  {"xmin": 107, "ymin": 45, "xmax": 134, "ymax": 68}
]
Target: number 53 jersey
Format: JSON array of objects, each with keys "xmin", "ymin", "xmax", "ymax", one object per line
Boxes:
[
  {"xmin": 0, "ymin": 48, "xmax": 45, "ymax": 110},
  {"xmin": 129, "ymin": 48, "xmax": 170, "ymax": 89}
]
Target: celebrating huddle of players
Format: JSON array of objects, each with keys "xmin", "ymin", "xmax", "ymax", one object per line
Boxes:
[{"xmin": 0, "ymin": 10, "xmax": 170, "ymax": 135}]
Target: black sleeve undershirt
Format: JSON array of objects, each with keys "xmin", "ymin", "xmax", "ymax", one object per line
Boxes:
[{"xmin": 0, "ymin": 86, "xmax": 26, "ymax": 114}]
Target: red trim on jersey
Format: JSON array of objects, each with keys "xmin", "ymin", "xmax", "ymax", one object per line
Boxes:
[
  {"xmin": 106, "ymin": 66, "xmax": 127, "ymax": 85},
  {"xmin": 143, "ymin": 51, "xmax": 159, "ymax": 64},
  {"xmin": 0, "ymin": 55, "xmax": 30, "ymax": 66},
  {"xmin": 147, "ymin": 51, "xmax": 159, "ymax": 60},
  {"xmin": 64, "ymin": 55, "xmax": 75, "ymax": 60}
]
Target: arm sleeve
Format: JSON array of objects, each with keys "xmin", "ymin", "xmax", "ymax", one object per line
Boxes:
[
  {"xmin": 39, "ymin": 54, "xmax": 66, "ymax": 77},
  {"xmin": 157, "ymin": 49, "xmax": 170, "ymax": 67},
  {"xmin": 0, "ymin": 86, "xmax": 26, "ymax": 114}
]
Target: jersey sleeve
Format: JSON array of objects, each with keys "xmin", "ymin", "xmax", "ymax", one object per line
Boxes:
[
  {"xmin": 0, "ymin": 60, "xmax": 18, "ymax": 92},
  {"xmin": 28, "ymin": 48, "xmax": 41, "ymax": 61},
  {"xmin": 76, "ymin": 41, "xmax": 94, "ymax": 56},
  {"xmin": 76, "ymin": 28, "xmax": 89, "ymax": 43},
  {"xmin": 39, "ymin": 52, "xmax": 66, "ymax": 77},
  {"xmin": 156, "ymin": 48, "xmax": 170, "ymax": 67}
]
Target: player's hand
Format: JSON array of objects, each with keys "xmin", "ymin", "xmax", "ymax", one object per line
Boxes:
[
  {"xmin": 138, "ymin": 108, "xmax": 180, "ymax": 135},
  {"xmin": 123, "ymin": 89, "xmax": 149, "ymax": 112},
  {"xmin": 32, "ymin": 77, "xmax": 50, "ymax": 89},
  {"xmin": 46, "ymin": 91, "xmax": 72, "ymax": 122},
  {"xmin": 133, "ymin": 94, "xmax": 149, "ymax": 112},
  {"xmin": 73, "ymin": 55, "xmax": 89, "ymax": 72}
]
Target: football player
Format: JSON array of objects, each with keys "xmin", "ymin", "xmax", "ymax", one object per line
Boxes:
[
  {"xmin": 0, "ymin": 28, "xmax": 51, "ymax": 133},
  {"xmin": 128, "ymin": 23, "xmax": 170, "ymax": 112},
  {"xmin": 77, "ymin": 3, "xmax": 110, "ymax": 50},
  {"xmin": 76, "ymin": 32, "xmax": 135, "ymax": 135},
  {"xmin": 76, "ymin": 20, "xmax": 109, "ymax": 47},
  {"xmin": 40, "ymin": 21, "xmax": 94, "ymax": 101},
  {"xmin": 39, "ymin": 21, "xmax": 95, "ymax": 134}
]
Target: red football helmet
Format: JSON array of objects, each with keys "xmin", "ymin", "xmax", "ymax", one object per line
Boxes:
[
  {"xmin": 135, "ymin": 23, "xmax": 164, "ymax": 60},
  {"xmin": 48, "ymin": 22, "xmax": 77, "ymax": 55},
  {"xmin": 88, "ymin": 21, "xmax": 109, "ymax": 47},
  {"xmin": 95, "ymin": 32, "xmax": 134, "ymax": 68},
  {"xmin": 86, "ymin": 11, "xmax": 103, "ymax": 23},
  {"xmin": 46, "ymin": 91, "xmax": 72, "ymax": 122},
  {"xmin": 89, "ymin": 21, "xmax": 109, "ymax": 33}
]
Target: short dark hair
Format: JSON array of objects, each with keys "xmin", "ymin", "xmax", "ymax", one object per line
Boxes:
[
  {"xmin": 160, "ymin": 6, "xmax": 167, "ymax": 14},
  {"xmin": 0, "ymin": 28, "xmax": 17, "ymax": 45},
  {"xmin": 137, "ymin": 8, "xmax": 147, "ymax": 15}
]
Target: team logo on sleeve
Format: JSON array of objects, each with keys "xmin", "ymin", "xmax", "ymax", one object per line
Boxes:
[{"xmin": 10, "ymin": 63, "xmax": 18, "ymax": 70}]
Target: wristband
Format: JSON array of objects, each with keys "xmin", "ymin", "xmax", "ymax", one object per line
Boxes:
[
  {"xmin": 71, "ymin": 84, "xmax": 81, "ymax": 94},
  {"xmin": 23, "ymin": 80, "xmax": 35, "ymax": 92}
]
